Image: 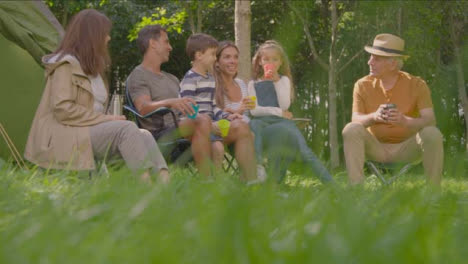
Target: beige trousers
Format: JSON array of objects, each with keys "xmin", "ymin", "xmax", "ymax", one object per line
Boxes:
[
  {"xmin": 89, "ymin": 120, "xmax": 167, "ymax": 173},
  {"xmin": 342, "ymin": 123, "xmax": 443, "ymax": 185}
]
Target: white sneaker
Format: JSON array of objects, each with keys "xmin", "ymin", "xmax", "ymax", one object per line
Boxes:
[{"xmin": 257, "ymin": 165, "xmax": 267, "ymax": 182}]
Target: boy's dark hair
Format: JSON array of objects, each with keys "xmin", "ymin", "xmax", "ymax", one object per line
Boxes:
[
  {"xmin": 137, "ymin": 25, "xmax": 167, "ymax": 55},
  {"xmin": 186, "ymin": 33, "xmax": 218, "ymax": 61}
]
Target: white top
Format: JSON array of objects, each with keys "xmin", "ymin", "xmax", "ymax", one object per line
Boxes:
[
  {"xmin": 247, "ymin": 76, "xmax": 291, "ymax": 117},
  {"xmin": 48, "ymin": 53, "xmax": 107, "ymax": 113},
  {"xmin": 88, "ymin": 74, "xmax": 107, "ymax": 113},
  {"xmin": 224, "ymin": 78, "xmax": 250, "ymax": 123}
]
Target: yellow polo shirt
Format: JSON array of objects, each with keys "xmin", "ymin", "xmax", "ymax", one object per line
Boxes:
[{"xmin": 352, "ymin": 71, "xmax": 433, "ymax": 143}]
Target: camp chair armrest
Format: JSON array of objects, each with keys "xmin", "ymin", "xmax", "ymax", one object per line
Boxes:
[
  {"xmin": 142, "ymin": 107, "xmax": 173, "ymax": 118},
  {"xmin": 123, "ymin": 105, "xmax": 171, "ymax": 118},
  {"xmin": 292, "ymin": 118, "xmax": 312, "ymax": 122},
  {"xmin": 123, "ymin": 105, "xmax": 144, "ymax": 118},
  {"xmin": 123, "ymin": 105, "xmax": 179, "ymax": 128}
]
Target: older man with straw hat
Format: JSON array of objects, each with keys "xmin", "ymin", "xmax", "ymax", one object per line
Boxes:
[{"xmin": 342, "ymin": 33, "xmax": 443, "ymax": 186}]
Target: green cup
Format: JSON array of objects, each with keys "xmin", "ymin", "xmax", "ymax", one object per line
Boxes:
[{"xmin": 217, "ymin": 119, "xmax": 230, "ymax": 137}]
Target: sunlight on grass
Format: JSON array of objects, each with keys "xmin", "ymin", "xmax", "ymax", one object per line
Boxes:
[{"xmin": 1, "ymin": 163, "xmax": 467, "ymax": 263}]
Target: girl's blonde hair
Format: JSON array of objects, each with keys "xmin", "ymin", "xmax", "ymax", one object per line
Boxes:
[{"xmin": 252, "ymin": 40, "xmax": 294, "ymax": 101}]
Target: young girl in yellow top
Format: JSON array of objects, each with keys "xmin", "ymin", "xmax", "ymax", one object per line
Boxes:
[{"xmin": 248, "ymin": 40, "xmax": 332, "ymax": 183}]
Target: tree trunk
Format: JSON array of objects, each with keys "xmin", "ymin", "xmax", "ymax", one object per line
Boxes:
[
  {"xmin": 320, "ymin": 0, "xmax": 329, "ymax": 29},
  {"xmin": 291, "ymin": 1, "xmax": 365, "ymax": 169},
  {"xmin": 397, "ymin": 4, "xmax": 402, "ymax": 36},
  {"xmin": 185, "ymin": 2, "xmax": 196, "ymax": 34},
  {"xmin": 235, "ymin": 0, "xmax": 251, "ymax": 83},
  {"xmin": 449, "ymin": 10, "xmax": 468, "ymax": 151},
  {"xmin": 288, "ymin": 2, "xmax": 328, "ymax": 70},
  {"xmin": 196, "ymin": 0, "xmax": 202, "ymax": 33},
  {"xmin": 185, "ymin": 1, "xmax": 201, "ymax": 34},
  {"xmin": 61, "ymin": 0, "xmax": 68, "ymax": 27},
  {"xmin": 339, "ymin": 78, "xmax": 346, "ymax": 130},
  {"xmin": 328, "ymin": 0, "xmax": 340, "ymax": 169}
]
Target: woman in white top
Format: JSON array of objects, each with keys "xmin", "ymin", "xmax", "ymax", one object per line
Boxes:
[
  {"xmin": 214, "ymin": 42, "xmax": 254, "ymax": 122},
  {"xmin": 25, "ymin": 9, "xmax": 168, "ymax": 183},
  {"xmin": 212, "ymin": 41, "xmax": 282, "ymax": 182},
  {"xmin": 212, "ymin": 40, "xmax": 259, "ymax": 182}
]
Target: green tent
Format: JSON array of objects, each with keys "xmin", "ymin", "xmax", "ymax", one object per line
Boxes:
[{"xmin": 0, "ymin": 1, "xmax": 63, "ymax": 160}]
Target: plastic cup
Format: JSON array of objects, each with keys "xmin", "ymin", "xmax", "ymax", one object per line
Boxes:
[
  {"xmin": 187, "ymin": 103, "xmax": 199, "ymax": 119},
  {"xmin": 249, "ymin": 95, "xmax": 256, "ymax": 108},
  {"xmin": 382, "ymin": 103, "xmax": 396, "ymax": 121},
  {"xmin": 263, "ymin": 64, "xmax": 275, "ymax": 79},
  {"xmin": 385, "ymin": 103, "xmax": 396, "ymax": 109},
  {"xmin": 217, "ymin": 119, "xmax": 230, "ymax": 137}
]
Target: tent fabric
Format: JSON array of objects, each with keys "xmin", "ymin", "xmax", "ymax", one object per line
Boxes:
[
  {"xmin": 0, "ymin": 1, "xmax": 61, "ymax": 65},
  {"xmin": 0, "ymin": 1, "xmax": 62, "ymax": 159}
]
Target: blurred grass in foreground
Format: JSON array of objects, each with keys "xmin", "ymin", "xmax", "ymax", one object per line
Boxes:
[{"xmin": 0, "ymin": 162, "xmax": 467, "ymax": 264}]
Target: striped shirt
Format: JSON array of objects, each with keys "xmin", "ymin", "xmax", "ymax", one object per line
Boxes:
[{"xmin": 180, "ymin": 69, "xmax": 227, "ymax": 120}]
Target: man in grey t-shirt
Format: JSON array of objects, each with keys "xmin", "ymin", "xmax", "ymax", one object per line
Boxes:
[
  {"xmin": 127, "ymin": 25, "xmax": 222, "ymax": 177},
  {"xmin": 127, "ymin": 65, "xmax": 181, "ymax": 138}
]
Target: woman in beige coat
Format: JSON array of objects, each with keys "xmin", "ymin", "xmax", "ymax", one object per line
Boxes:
[{"xmin": 24, "ymin": 9, "xmax": 169, "ymax": 183}]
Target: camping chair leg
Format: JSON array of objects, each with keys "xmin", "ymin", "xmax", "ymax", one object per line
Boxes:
[
  {"xmin": 187, "ymin": 163, "xmax": 197, "ymax": 176},
  {"xmin": 387, "ymin": 163, "xmax": 413, "ymax": 184},
  {"xmin": 88, "ymin": 160, "xmax": 109, "ymax": 179},
  {"xmin": 366, "ymin": 161, "xmax": 388, "ymax": 185},
  {"xmin": 223, "ymin": 154, "xmax": 239, "ymax": 174}
]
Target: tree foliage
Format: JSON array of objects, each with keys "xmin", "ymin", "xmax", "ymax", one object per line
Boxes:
[
  {"xmin": 128, "ymin": 7, "xmax": 186, "ymax": 42},
  {"xmin": 44, "ymin": 0, "xmax": 468, "ymax": 168}
]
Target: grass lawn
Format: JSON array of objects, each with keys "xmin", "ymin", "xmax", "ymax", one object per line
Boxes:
[{"xmin": 1, "ymin": 160, "xmax": 467, "ymax": 264}]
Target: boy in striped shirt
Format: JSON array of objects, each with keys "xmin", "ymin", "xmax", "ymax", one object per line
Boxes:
[
  {"xmin": 180, "ymin": 34, "xmax": 228, "ymax": 120},
  {"xmin": 180, "ymin": 33, "xmax": 257, "ymax": 182}
]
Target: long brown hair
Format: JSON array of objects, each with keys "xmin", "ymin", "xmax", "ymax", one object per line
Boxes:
[
  {"xmin": 252, "ymin": 40, "xmax": 294, "ymax": 101},
  {"xmin": 54, "ymin": 9, "xmax": 111, "ymax": 76},
  {"xmin": 214, "ymin": 41, "xmax": 239, "ymax": 109}
]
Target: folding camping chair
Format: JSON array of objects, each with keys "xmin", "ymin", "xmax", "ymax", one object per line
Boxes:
[
  {"xmin": 123, "ymin": 82, "xmax": 192, "ymax": 165},
  {"xmin": 123, "ymin": 81, "xmax": 238, "ymax": 175},
  {"xmin": 365, "ymin": 160, "xmax": 421, "ymax": 185}
]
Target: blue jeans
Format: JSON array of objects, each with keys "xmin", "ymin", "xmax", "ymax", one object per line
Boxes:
[{"xmin": 249, "ymin": 116, "xmax": 333, "ymax": 183}]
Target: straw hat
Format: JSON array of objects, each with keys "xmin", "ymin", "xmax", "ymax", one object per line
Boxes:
[{"xmin": 365, "ymin": 33, "xmax": 409, "ymax": 58}]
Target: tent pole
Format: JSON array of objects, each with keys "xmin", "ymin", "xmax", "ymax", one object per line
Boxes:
[{"xmin": 0, "ymin": 123, "xmax": 28, "ymax": 170}]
